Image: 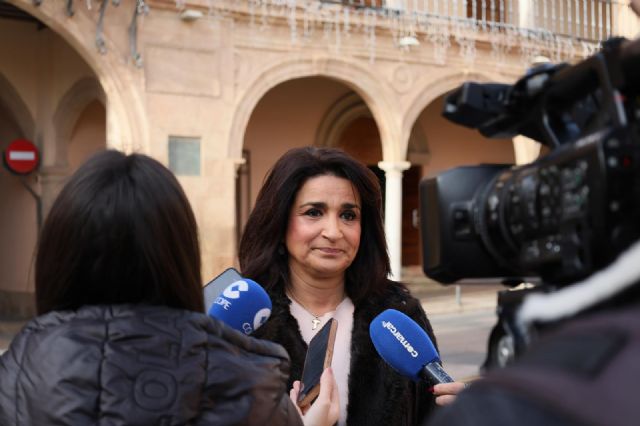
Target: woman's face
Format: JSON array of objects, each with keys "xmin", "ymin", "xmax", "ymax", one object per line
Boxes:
[{"xmin": 285, "ymin": 174, "xmax": 362, "ymax": 282}]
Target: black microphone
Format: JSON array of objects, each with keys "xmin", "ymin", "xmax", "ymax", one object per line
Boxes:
[{"xmin": 369, "ymin": 309, "xmax": 454, "ymax": 385}]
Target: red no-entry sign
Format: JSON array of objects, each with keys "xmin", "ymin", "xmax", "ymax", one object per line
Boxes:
[{"xmin": 3, "ymin": 139, "xmax": 40, "ymax": 175}]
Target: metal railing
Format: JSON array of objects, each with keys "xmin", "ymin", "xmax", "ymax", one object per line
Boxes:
[
  {"xmin": 30, "ymin": 1, "xmax": 638, "ymax": 66},
  {"xmin": 324, "ymin": 0, "xmax": 639, "ymax": 42}
]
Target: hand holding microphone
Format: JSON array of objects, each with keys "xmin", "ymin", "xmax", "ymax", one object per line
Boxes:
[
  {"xmin": 369, "ymin": 309, "xmax": 453, "ymax": 384},
  {"xmin": 431, "ymin": 382, "xmax": 468, "ymax": 406},
  {"xmin": 370, "ymin": 309, "xmax": 467, "ymax": 406}
]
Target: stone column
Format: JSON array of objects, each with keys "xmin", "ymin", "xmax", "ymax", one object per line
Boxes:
[
  {"xmin": 617, "ymin": 1, "xmax": 639, "ymax": 38},
  {"xmin": 39, "ymin": 166, "xmax": 69, "ymax": 221},
  {"xmin": 512, "ymin": 135, "xmax": 541, "ymax": 165},
  {"xmin": 378, "ymin": 160, "xmax": 410, "ymax": 281},
  {"xmin": 385, "ymin": 0, "xmax": 405, "ymax": 11},
  {"xmin": 518, "ymin": 0, "xmax": 535, "ymax": 28}
]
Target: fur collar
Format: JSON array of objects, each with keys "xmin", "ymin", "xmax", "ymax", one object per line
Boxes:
[{"xmin": 253, "ymin": 281, "xmax": 437, "ymax": 425}]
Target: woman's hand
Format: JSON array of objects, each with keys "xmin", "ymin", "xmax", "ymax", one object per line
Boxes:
[
  {"xmin": 432, "ymin": 381, "xmax": 468, "ymax": 406},
  {"xmin": 290, "ymin": 367, "xmax": 340, "ymax": 426}
]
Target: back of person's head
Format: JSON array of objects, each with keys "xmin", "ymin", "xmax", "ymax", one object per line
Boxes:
[
  {"xmin": 239, "ymin": 146, "xmax": 390, "ymax": 302},
  {"xmin": 35, "ymin": 150, "xmax": 204, "ymax": 314}
]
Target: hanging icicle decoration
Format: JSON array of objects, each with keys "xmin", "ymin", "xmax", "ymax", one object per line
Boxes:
[
  {"xmin": 333, "ymin": 7, "xmax": 342, "ymax": 54},
  {"xmin": 260, "ymin": 1, "xmax": 269, "ymax": 32},
  {"xmin": 489, "ymin": 23, "xmax": 508, "ymax": 68},
  {"xmin": 31, "ymin": 0, "xmax": 614, "ymax": 69},
  {"xmin": 454, "ymin": 19, "xmax": 477, "ymax": 65},
  {"xmin": 343, "ymin": 7, "xmax": 350, "ymax": 41},
  {"xmin": 288, "ymin": 0, "xmax": 298, "ymax": 45},
  {"xmin": 426, "ymin": 16, "xmax": 451, "ymax": 66},
  {"xmin": 363, "ymin": 7, "xmax": 377, "ymax": 64}
]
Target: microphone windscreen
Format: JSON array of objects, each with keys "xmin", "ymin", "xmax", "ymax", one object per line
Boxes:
[
  {"xmin": 369, "ymin": 309, "xmax": 440, "ymax": 380},
  {"xmin": 207, "ymin": 278, "xmax": 272, "ymax": 335}
]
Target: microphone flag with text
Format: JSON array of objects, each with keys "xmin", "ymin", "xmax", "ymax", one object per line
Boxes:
[
  {"xmin": 369, "ymin": 309, "xmax": 454, "ymax": 385},
  {"xmin": 208, "ymin": 278, "xmax": 272, "ymax": 335}
]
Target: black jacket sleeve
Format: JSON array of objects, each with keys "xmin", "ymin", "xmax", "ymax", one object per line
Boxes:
[{"xmin": 425, "ymin": 385, "xmax": 573, "ymax": 426}]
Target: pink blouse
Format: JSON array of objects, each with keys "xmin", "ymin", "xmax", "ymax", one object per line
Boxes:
[{"xmin": 289, "ymin": 296, "xmax": 355, "ymax": 426}]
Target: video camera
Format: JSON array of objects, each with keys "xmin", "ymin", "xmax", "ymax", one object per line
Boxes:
[{"xmin": 419, "ymin": 37, "xmax": 640, "ymax": 288}]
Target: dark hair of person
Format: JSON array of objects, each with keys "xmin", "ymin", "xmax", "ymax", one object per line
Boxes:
[
  {"xmin": 35, "ymin": 150, "xmax": 204, "ymax": 314},
  {"xmin": 239, "ymin": 146, "xmax": 390, "ymax": 304}
]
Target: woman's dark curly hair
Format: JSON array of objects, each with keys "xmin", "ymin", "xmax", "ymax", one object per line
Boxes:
[{"xmin": 239, "ymin": 147, "xmax": 390, "ymax": 303}]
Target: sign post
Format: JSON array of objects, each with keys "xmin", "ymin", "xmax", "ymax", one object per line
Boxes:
[{"xmin": 3, "ymin": 139, "xmax": 42, "ymax": 230}]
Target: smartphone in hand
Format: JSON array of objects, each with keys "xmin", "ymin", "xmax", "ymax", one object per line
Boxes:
[
  {"xmin": 297, "ymin": 318, "xmax": 338, "ymax": 409},
  {"xmin": 203, "ymin": 267, "xmax": 243, "ymax": 312}
]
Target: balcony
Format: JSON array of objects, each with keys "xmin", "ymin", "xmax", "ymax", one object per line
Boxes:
[
  {"xmin": 167, "ymin": 0, "xmax": 638, "ymax": 65},
  {"xmin": 325, "ymin": 1, "xmax": 637, "ymax": 42}
]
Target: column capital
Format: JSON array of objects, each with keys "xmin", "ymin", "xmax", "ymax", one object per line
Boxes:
[
  {"xmin": 377, "ymin": 160, "xmax": 411, "ymax": 173},
  {"xmin": 231, "ymin": 157, "xmax": 247, "ymax": 178}
]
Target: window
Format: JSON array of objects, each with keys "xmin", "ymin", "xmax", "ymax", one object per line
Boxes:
[{"xmin": 467, "ymin": 0, "xmax": 508, "ymax": 24}]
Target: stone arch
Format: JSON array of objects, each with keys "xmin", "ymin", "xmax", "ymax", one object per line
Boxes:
[
  {"xmin": 315, "ymin": 93, "xmax": 373, "ymax": 148},
  {"xmin": 9, "ymin": 0, "xmax": 148, "ymax": 153},
  {"xmin": 0, "ymin": 72, "xmax": 34, "ymax": 139},
  {"xmin": 52, "ymin": 77, "xmax": 106, "ymax": 167},
  {"xmin": 402, "ymin": 71, "xmax": 508, "ymax": 156},
  {"xmin": 229, "ymin": 55, "xmax": 401, "ymax": 161}
]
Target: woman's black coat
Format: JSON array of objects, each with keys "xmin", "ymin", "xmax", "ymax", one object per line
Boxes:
[{"xmin": 253, "ymin": 281, "xmax": 439, "ymax": 426}]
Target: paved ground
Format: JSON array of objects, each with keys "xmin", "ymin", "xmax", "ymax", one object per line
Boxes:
[
  {"xmin": 429, "ymin": 308, "xmax": 497, "ymax": 380},
  {"xmin": 403, "ymin": 266, "xmax": 504, "ymax": 381},
  {"xmin": 0, "ymin": 319, "xmax": 25, "ymax": 356}
]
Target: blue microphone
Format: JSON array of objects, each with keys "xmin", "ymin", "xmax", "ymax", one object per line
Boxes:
[
  {"xmin": 369, "ymin": 309, "xmax": 454, "ymax": 385},
  {"xmin": 208, "ymin": 278, "xmax": 272, "ymax": 335}
]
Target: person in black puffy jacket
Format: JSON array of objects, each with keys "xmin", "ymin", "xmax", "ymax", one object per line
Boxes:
[{"xmin": 0, "ymin": 150, "xmax": 337, "ymax": 426}]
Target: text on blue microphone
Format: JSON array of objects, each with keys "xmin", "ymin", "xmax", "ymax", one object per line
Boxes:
[{"xmin": 381, "ymin": 320, "xmax": 419, "ymax": 358}]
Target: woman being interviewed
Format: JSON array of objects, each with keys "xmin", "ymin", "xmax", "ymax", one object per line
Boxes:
[
  {"xmin": 0, "ymin": 150, "xmax": 336, "ymax": 426},
  {"xmin": 240, "ymin": 147, "xmax": 462, "ymax": 426}
]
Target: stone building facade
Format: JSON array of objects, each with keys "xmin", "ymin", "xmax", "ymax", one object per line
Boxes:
[{"xmin": 1, "ymin": 0, "xmax": 637, "ymax": 317}]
